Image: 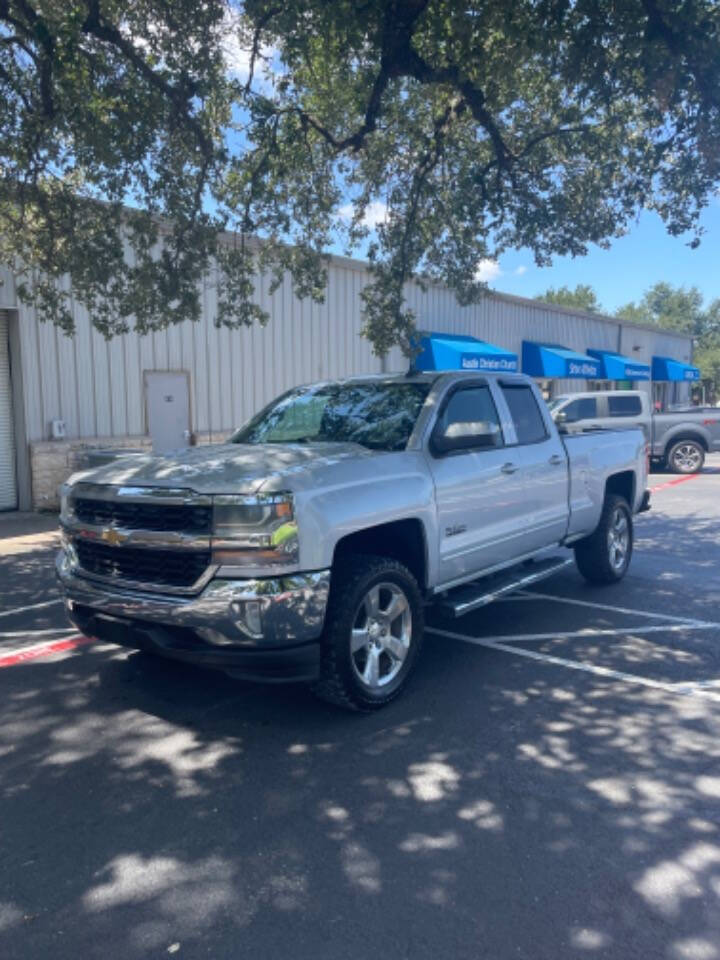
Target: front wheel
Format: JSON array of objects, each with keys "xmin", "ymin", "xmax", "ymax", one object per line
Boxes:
[
  {"xmin": 311, "ymin": 555, "xmax": 424, "ymax": 711},
  {"xmin": 667, "ymin": 440, "xmax": 705, "ymax": 474},
  {"xmin": 574, "ymin": 494, "xmax": 633, "ymax": 585}
]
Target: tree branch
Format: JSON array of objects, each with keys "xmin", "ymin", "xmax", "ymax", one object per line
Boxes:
[
  {"xmin": 81, "ymin": 0, "xmax": 212, "ymax": 159},
  {"xmin": 2, "ymin": 0, "xmax": 55, "ymax": 116},
  {"xmin": 244, "ymin": 5, "xmax": 281, "ymax": 94}
]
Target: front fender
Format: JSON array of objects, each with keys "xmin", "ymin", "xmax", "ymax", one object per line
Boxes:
[{"xmin": 293, "ymin": 452, "xmax": 438, "ymax": 581}]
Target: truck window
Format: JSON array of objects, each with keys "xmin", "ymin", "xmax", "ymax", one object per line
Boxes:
[
  {"xmin": 501, "ymin": 385, "xmax": 548, "ymax": 444},
  {"xmin": 608, "ymin": 395, "xmax": 642, "ymax": 417},
  {"xmin": 563, "ymin": 397, "xmax": 597, "ymax": 421},
  {"xmin": 439, "ymin": 386, "xmax": 503, "ymax": 447}
]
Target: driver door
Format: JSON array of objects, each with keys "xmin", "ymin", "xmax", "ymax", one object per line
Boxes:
[{"xmin": 428, "ymin": 382, "xmax": 528, "ymax": 588}]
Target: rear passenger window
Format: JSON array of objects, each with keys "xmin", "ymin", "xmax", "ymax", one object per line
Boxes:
[
  {"xmin": 608, "ymin": 395, "xmax": 642, "ymax": 417},
  {"xmin": 564, "ymin": 397, "xmax": 597, "ymax": 421},
  {"xmin": 440, "ymin": 386, "xmax": 503, "ymax": 446},
  {"xmin": 501, "ymin": 385, "xmax": 548, "ymax": 444}
]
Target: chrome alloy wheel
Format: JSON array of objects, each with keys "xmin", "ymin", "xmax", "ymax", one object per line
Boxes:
[
  {"xmin": 350, "ymin": 582, "xmax": 412, "ymax": 689},
  {"xmin": 672, "ymin": 443, "xmax": 702, "ymax": 473},
  {"xmin": 607, "ymin": 507, "xmax": 630, "ymax": 573}
]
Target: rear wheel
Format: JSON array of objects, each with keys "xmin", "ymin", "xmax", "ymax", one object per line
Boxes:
[
  {"xmin": 574, "ymin": 494, "xmax": 633, "ymax": 585},
  {"xmin": 311, "ymin": 555, "xmax": 424, "ymax": 711},
  {"xmin": 667, "ymin": 439, "xmax": 705, "ymax": 474}
]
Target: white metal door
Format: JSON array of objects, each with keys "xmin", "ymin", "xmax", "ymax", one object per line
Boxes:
[
  {"xmin": 0, "ymin": 311, "xmax": 17, "ymax": 510},
  {"xmin": 145, "ymin": 371, "xmax": 191, "ymax": 455}
]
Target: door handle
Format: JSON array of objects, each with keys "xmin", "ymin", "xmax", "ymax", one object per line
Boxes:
[
  {"xmin": 548, "ymin": 454, "xmax": 564, "ymax": 466},
  {"xmin": 501, "ymin": 462, "xmax": 519, "ymax": 475}
]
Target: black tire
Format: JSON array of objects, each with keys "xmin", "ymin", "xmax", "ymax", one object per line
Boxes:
[
  {"xmin": 574, "ymin": 494, "xmax": 633, "ymax": 585},
  {"xmin": 667, "ymin": 439, "xmax": 705, "ymax": 474},
  {"xmin": 311, "ymin": 554, "xmax": 424, "ymax": 711}
]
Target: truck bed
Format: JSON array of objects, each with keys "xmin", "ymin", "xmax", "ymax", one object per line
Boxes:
[{"xmin": 562, "ymin": 427, "xmax": 647, "ymax": 541}]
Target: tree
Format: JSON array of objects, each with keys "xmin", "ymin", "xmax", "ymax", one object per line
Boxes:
[
  {"xmin": 535, "ymin": 285, "xmax": 602, "ymax": 314},
  {"xmin": 616, "ymin": 283, "xmax": 720, "ymax": 398},
  {"xmin": 694, "ymin": 340, "xmax": 720, "ymax": 401},
  {"xmin": 2, "ymin": 1, "xmax": 720, "ymax": 355},
  {"xmin": 616, "ymin": 283, "xmax": 706, "ymax": 335}
]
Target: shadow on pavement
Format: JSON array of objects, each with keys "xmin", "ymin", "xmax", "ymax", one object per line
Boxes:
[{"xmin": 2, "ymin": 631, "xmax": 720, "ymax": 960}]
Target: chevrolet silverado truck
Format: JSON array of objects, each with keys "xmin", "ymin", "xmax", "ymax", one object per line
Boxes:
[
  {"xmin": 57, "ymin": 371, "xmax": 649, "ymax": 710},
  {"xmin": 548, "ymin": 390, "xmax": 720, "ymax": 474}
]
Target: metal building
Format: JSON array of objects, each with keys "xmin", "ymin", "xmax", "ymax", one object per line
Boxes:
[{"xmin": 0, "ymin": 252, "xmax": 694, "ymax": 511}]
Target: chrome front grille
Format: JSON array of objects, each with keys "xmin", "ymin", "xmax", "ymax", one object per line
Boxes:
[
  {"xmin": 73, "ymin": 497, "xmax": 212, "ymax": 534},
  {"xmin": 66, "ymin": 484, "xmax": 214, "ymax": 594},
  {"xmin": 73, "ymin": 539, "xmax": 211, "ymax": 590}
]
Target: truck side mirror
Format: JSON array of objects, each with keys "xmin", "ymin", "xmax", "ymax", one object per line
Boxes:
[{"xmin": 432, "ymin": 420, "xmax": 502, "ymax": 455}]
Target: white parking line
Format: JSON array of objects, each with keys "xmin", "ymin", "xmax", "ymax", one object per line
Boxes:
[
  {"xmin": 517, "ymin": 590, "xmax": 716, "ymax": 628},
  {"xmin": 426, "ymin": 627, "xmax": 720, "ymax": 704},
  {"xmin": 0, "ymin": 598, "xmax": 63, "ymax": 619},
  {"xmin": 428, "ymin": 622, "xmax": 719, "ymax": 645},
  {"xmin": 0, "ymin": 627, "xmax": 78, "ymax": 640}
]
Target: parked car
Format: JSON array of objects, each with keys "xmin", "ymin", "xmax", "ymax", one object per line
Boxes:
[
  {"xmin": 57, "ymin": 372, "xmax": 649, "ymax": 710},
  {"xmin": 547, "ymin": 390, "xmax": 720, "ymax": 473}
]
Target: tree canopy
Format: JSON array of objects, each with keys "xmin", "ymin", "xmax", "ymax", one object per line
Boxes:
[
  {"xmin": 535, "ymin": 284, "xmax": 603, "ymax": 314},
  {"xmin": 616, "ymin": 282, "xmax": 719, "ymax": 338},
  {"xmin": 2, "ymin": 0, "xmax": 719, "ymax": 354}
]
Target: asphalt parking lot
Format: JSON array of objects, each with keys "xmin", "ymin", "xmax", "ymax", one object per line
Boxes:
[{"xmin": 2, "ymin": 457, "xmax": 720, "ymax": 960}]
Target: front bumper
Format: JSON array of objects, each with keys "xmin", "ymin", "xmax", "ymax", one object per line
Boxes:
[{"xmin": 56, "ymin": 550, "xmax": 330, "ymax": 682}]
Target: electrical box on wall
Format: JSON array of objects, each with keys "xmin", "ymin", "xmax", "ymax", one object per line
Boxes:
[{"xmin": 50, "ymin": 419, "xmax": 66, "ymax": 440}]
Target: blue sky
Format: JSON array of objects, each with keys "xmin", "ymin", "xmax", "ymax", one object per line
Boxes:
[{"xmin": 482, "ymin": 199, "xmax": 720, "ymax": 313}]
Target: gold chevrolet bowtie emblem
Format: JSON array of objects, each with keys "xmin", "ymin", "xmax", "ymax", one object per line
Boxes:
[{"xmin": 101, "ymin": 527, "xmax": 126, "ymax": 547}]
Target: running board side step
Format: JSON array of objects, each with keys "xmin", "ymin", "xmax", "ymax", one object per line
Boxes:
[{"xmin": 435, "ymin": 556, "xmax": 574, "ymax": 618}]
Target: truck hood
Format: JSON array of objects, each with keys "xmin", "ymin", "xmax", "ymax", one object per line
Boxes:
[{"xmin": 69, "ymin": 442, "xmax": 377, "ymax": 495}]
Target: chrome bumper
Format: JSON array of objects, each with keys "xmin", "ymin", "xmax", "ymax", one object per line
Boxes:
[{"xmin": 56, "ymin": 549, "xmax": 330, "ymax": 652}]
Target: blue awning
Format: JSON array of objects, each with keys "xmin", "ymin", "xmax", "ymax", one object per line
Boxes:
[
  {"xmin": 651, "ymin": 356, "xmax": 700, "ymax": 382},
  {"xmin": 587, "ymin": 349, "xmax": 650, "ymax": 381},
  {"xmin": 522, "ymin": 341, "xmax": 600, "ymax": 379},
  {"xmin": 414, "ymin": 333, "xmax": 518, "ymax": 373}
]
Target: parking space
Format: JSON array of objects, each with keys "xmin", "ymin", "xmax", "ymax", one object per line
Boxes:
[
  {"xmin": 1, "ymin": 456, "xmax": 720, "ymax": 960},
  {"xmin": 426, "ymin": 454, "xmax": 720, "ymax": 697}
]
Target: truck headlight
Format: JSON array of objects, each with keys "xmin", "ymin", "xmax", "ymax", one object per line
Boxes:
[
  {"xmin": 59, "ymin": 483, "xmax": 75, "ymax": 524},
  {"xmin": 212, "ymin": 494, "xmax": 299, "ymax": 565}
]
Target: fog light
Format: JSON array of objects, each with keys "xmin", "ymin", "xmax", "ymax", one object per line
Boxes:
[
  {"xmin": 243, "ymin": 601, "xmax": 263, "ymax": 637},
  {"xmin": 230, "ymin": 599, "xmax": 264, "ymax": 640}
]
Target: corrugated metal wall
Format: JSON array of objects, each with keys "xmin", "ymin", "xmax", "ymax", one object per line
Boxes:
[
  {"xmin": 10, "ymin": 253, "xmax": 693, "ymax": 443},
  {"xmin": 0, "ymin": 265, "xmax": 16, "ymax": 309}
]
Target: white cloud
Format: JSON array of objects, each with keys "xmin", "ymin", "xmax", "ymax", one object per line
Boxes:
[
  {"xmin": 475, "ymin": 258, "xmax": 501, "ymax": 283},
  {"xmin": 514, "ymin": 265, "xmax": 528, "ymax": 276},
  {"xmin": 338, "ymin": 200, "xmax": 388, "ymax": 229}
]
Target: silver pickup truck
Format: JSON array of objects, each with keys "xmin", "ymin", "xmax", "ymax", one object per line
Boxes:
[
  {"xmin": 548, "ymin": 390, "xmax": 720, "ymax": 474},
  {"xmin": 57, "ymin": 372, "xmax": 649, "ymax": 710}
]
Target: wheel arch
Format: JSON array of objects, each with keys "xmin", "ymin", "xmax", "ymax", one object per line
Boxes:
[
  {"xmin": 664, "ymin": 432, "xmax": 709, "ymax": 454},
  {"xmin": 605, "ymin": 470, "xmax": 636, "ymax": 509},
  {"xmin": 332, "ymin": 518, "xmax": 429, "ymax": 591}
]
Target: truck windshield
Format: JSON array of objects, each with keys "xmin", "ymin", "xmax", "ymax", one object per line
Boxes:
[{"xmin": 231, "ymin": 381, "xmax": 431, "ymax": 451}]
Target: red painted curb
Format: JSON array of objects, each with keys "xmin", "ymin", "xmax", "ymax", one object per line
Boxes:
[
  {"xmin": 0, "ymin": 635, "xmax": 94, "ymax": 668},
  {"xmin": 650, "ymin": 474, "xmax": 702, "ymax": 493}
]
